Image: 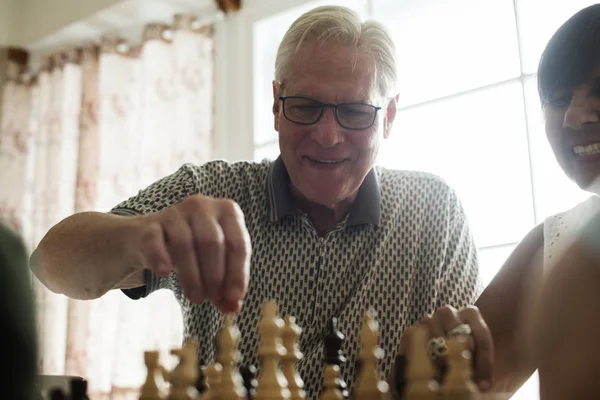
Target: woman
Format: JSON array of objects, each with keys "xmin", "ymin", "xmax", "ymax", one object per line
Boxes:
[{"xmin": 396, "ymin": 4, "xmax": 600, "ymax": 398}]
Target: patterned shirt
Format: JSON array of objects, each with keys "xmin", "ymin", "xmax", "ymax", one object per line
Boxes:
[{"xmin": 114, "ymin": 156, "xmax": 482, "ymax": 399}]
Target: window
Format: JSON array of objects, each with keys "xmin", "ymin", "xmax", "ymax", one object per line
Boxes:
[{"xmin": 250, "ymin": 2, "xmax": 598, "ymax": 397}]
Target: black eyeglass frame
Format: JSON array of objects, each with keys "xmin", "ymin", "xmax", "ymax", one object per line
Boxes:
[{"xmin": 278, "ymin": 96, "xmax": 382, "ymax": 130}]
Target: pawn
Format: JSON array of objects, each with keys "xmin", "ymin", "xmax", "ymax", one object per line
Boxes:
[
  {"xmin": 403, "ymin": 326, "xmax": 439, "ymax": 400},
  {"xmin": 320, "ymin": 365, "xmax": 344, "ymax": 400},
  {"xmin": 323, "ymin": 318, "xmax": 349, "ymax": 399},
  {"xmin": 217, "ymin": 315, "xmax": 247, "ymax": 400},
  {"xmin": 352, "ymin": 311, "xmax": 389, "ymax": 400},
  {"xmin": 240, "ymin": 365, "xmax": 258, "ymax": 400},
  {"xmin": 282, "ymin": 316, "xmax": 306, "ymax": 400},
  {"xmin": 140, "ymin": 351, "xmax": 166, "ymax": 400},
  {"xmin": 440, "ymin": 337, "xmax": 478, "ymax": 399}
]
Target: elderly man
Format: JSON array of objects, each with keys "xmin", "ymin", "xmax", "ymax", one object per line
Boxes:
[{"xmin": 30, "ymin": 5, "xmax": 500, "ymax": 398}]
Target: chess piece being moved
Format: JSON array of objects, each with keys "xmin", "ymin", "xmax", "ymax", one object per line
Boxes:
[
  {"xmin": 140, "ymin": 351, "xmax": 167, "ymax": 400},
  {"xmin": 282, "ymin": 316, "xmax": 306, "ymax": 400},
  {"xmin": 403, "ymin": 326, "xmax": 439, "ymax": 400},
  {"xmin": 165, "ymin": 339, "xmax": 200, "ymax": 400},
  {"xmin": 254, "ymin": 301, "xmax": 291, "ymax": 400},
  {"xmin": 352, "ymin": 311, "xmax": 389, "ymax": 400},
  {"xmin": 440, "ymin": 337, "xmax": 478, "ymax": 400},
  {"xmin": 218, "ymin": 315, "xmax": 247, "ymax": 400},
  {"xmin": 320, "ymin": 365, "xmax": 344, "ymax": 400},
  {"xmin": 323, "ymin": 318, "xmax": 349, "ymax": 399}
]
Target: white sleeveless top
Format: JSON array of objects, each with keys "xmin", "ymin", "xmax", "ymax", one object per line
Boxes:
[{"xmin": 543, "ymin": 194, "xmax": 600, "ymax": 273}]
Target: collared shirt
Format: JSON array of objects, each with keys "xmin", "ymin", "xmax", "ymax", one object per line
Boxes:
[{"xmin": 113, "ymin": 156, "xmax": 482, "ymax": 399}]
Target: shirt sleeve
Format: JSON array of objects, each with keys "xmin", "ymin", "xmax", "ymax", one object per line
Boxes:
[
  {"xmin": 111, "ymin": 163, "xmax": 218, "ymax": 299},
  {"xmin": 435, "ymin": 187, "xmax": 483, "ymax": 309}
]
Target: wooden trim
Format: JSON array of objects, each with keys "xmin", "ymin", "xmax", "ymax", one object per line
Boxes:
[{"xmin": 215, "ymin": 0, "xmax": 241, "ymax": 13}]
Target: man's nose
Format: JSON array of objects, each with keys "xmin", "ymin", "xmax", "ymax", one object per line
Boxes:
[
  {"xmin": 310, "ymin": 108, "xmax": 345, "ymax": 148},
  {"xmin": 564, "ymin": 88, "xmax": 600, "ymax": 130}
]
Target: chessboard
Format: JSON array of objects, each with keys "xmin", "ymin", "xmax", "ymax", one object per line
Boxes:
[{"xmin": 41, "ymin": 301, "xmax": 516, "ymax": 400}]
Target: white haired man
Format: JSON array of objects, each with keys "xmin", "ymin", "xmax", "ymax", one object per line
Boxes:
[{"xmin": 29, "ymin": 5, "xmax": 516, "ymax": 398}]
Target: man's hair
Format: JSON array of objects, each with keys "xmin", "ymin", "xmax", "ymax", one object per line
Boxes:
[
  {"xmin": 274, "ymin": 5, "xmax": 398, "ymax": 100},
  {"xmin": 538, "ymin": 4, "xmax": 600, "ymax": 106}
]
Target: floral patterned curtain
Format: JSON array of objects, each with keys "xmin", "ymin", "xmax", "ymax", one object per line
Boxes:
[{"xmin": 0, "ymin": 15, "xmax": 214, "ymax": 400}]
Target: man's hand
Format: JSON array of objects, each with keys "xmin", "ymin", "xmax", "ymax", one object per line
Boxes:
[
  {"xmin": 133, "ymin": 194, "xmax": 251, "ymax": 313},
  {"xmin": 399, "ymin": 305, "xmax": 494, "ymax": 392}
]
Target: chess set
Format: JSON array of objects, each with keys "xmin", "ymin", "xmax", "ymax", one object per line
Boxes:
[{"xmin": 41, "ymin": 301, "xmax": 512, "ymax": 400}]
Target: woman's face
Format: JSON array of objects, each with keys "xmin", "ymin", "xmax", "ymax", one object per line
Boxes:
[{"xmin": 544, "ymin": 66, "xmax": 600, "ymax": 191}]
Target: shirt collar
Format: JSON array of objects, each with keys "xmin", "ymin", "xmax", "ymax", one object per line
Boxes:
[{"xmin": 265, "ymin": 156, "xmax": 381, "ymax": 226}]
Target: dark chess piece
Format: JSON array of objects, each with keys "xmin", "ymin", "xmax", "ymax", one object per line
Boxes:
[
  {"xmin": 69, "ymin": 378, "xmax": 89, "ymax": 400},
  {"xmin": 393, "ymin": 354, "xmax": 406, "ymax": 397},
  {"xmin": 196, "ymin": 358, "xmax": 208, "ymax": 394},
  {"xmin": 48, "ymin": 388, "xmax": 67, "ymax": 400},
  {"xmin": 324, "ymin": 317, "xmax": 349, "ymax": 398},
  {"xmin": 240, "ymin": 364, "xmax": 258, "ymax": 399}
]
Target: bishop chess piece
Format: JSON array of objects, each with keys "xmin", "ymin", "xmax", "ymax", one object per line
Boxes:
[
  {"xmin": 217, "ymin": 315, "xmax": 247, "ymax": 400},
  {"xmin": 240, "ymin": 365, "xmax": 258, "ymax": 400},
  {"xmin": 403, "ymin": 326, "xmax": 439, "ymax": 400},
  {"xmin": 323, "ymin": 318, "xmax": 349, "ymax": 399},
  {"xmin": 254, "ymin": 301, "xmax": 291, "ymax": 400},
  {"xmin": 140, "ymin": 350, "xmax": 166, "ymax": 400},
  {"xmin": 440, "ymin": 337, "xmax": 478, "ymax": 400},
  {"xmin": 282, "ymin": 316, "xmax": 306, "ymax": 400},
  {"xmin": 352, "ymin": 311, "xmax": 389, "ymax": 400}
]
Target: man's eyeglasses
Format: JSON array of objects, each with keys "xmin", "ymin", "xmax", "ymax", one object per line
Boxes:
[{"xmin": 279, "ymin": 96, "xmax": 381, "ymax": 130}]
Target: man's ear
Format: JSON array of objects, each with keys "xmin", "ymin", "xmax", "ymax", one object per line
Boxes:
[
  {"xmin": 383, "ymin": 94, "xmax": 399, "ymax": 139},
  {"xmin": 272, "ymin": 80, "xmax": 281, "ymax": 131}
]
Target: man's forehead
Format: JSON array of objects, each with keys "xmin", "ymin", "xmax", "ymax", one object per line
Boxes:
[{"xmin": 284, "ymin": 42, "xmax": 378, "ymax": 102}]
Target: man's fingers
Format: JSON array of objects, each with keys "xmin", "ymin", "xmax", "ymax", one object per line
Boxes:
[
  {"xmin": 163, "ymin": 210, "xmax": 204, "ymax": 303},
  {"xmin": 219, "ymin": 206, "xmax": 251, "ymax": 313},
  {"xmin": 459, "ymin": 306, "xmax": 494, "ymax": 390},
  {"xmin": 193, "ymin": 214, "xmax": 225, "ymax": 305}
]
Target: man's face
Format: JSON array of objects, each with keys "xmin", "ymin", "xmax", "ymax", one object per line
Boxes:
[
  {"xmin": 272, "ymin": 41, "xmax": 397, "ymax": 207},
  {"xmin": 544, "ymin": 67, "xmax": 600, "ymax": 190}
]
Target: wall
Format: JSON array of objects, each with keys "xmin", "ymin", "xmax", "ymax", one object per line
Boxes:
[{"xmin": 17, "ymin": 0, "xmax": 122, "ymax": 47}]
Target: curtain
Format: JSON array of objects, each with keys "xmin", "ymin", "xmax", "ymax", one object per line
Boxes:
[{"xmin": 0, "ymin": 15, "xmax": 214, "ymax": 400}]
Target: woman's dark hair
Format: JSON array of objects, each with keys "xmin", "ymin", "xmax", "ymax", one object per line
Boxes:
[{"xmin": 538, "ymin": 4, "xmax": 600, "ymax": 106}]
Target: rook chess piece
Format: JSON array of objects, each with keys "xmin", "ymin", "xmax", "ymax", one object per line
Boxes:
[
  {"xmin": 403, "ymin": 326, "xmax": 439, "ymax": 400},
  {"xmin": 282, "ymin": 316, "xmax": 306, "ymax": 400},
  {"xmin": 254, "ymin": 301, "xmax": 291, "ymax": 400},
  {"xmin": 217, "ymin": 315, "xmax": 247, "ymax": 400},
  {"xmin": 440, "ymin": 337, "xmax": 478, "ymax": 400},
  {"xmin": 352, "ymin": 311, "xmax": 389, "ymax": 400},
  {"xmin": 323, "ymin": 318, "xmax": 349, "ymax": 399}
]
